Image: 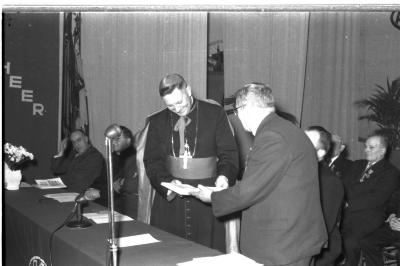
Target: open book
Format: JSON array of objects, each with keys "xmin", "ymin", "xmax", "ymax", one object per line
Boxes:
[
  {"xmin": 161, "ymin": 182, "xmax": 224, "ymax": 196},
  {"xmin": 34, "ymin": 177, "xmax": 67, "ymax": 189}
]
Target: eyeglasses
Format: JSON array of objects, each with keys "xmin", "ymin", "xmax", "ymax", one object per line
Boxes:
[{"xmin": 232, "ymin": 104, "xmax": 246, "ymax": 116}]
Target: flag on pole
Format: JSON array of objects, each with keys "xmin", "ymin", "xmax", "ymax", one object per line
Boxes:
[{"xmin": 62, "ymin": 12, "xmax": 89, "ymax": 139}]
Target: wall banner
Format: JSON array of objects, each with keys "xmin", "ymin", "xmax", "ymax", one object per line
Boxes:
[{"xmin": 4, "ymin": 12, "xmax": 60, "ymax": 181}]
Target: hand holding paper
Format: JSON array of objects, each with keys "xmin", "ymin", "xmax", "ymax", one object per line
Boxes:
[
  {"xmin": 161, "ymin": 181, "xmax": 198, "ymax": 196},
  {"xmin": 190, "ymin": 184, "xmax": 213, "ymax": 203}
]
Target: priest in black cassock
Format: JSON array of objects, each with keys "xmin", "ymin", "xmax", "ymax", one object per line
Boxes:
[{"xmin": 143, "ymin": 73, "xmax": 239, "ymax": 252}]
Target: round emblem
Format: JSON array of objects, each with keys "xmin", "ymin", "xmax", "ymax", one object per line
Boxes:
[
  {"xmin": 29, "ymin": 256, "xmax": 47, "ymax": 266},
  {"xmin": 390, "ymin": 11, "xmax": 400, "ymax": 31}
]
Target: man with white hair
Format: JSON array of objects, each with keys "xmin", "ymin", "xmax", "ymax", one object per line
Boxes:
[
  {"xmin": 342, "ymin": 134, "xmax": 400, "ymax": 266},
  {"xmin": 192, "ymin": 83, "xmax": 327, "ymax": 266}
]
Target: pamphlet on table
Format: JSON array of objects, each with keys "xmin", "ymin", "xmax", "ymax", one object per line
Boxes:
[
  {"xmin": 83, "ymin": 210, "xmax": 134, "ymax": 224},
  {"xmin": 34, "ymin": 177, "xmax": 67, "ymax": 189}
]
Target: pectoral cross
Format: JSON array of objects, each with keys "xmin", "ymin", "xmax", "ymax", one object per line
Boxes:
[{"xmin": 180, "ymin": 140, "xmax": 192, "ymax": 169}]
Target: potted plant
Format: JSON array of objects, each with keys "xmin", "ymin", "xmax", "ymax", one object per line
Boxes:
[
  {"xmin": 3, "ymin": 142, "xmax": 34, "ymax": 190},
  {"xmin": 356, "ymin": 77, "xmax": 400, "ymax": 167}
]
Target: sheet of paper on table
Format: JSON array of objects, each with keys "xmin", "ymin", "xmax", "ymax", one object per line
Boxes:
[
  {"xmin": 83, "ymin": 210, "xmax": 134, "ymax": 224},
  {"xmin": 34, "ymin": 177, "xmax": 67, "ymax": 189},
  {"xmin": 177, "ymin": 252, "xmax": 263, "ymax": 266},
  {"xmin": 43, "ymin": 192, "xmax": 79, "ymax": 202},
  {"xmin": 116, "ymin": 233, "xmax": 160, "ymax": 248},
  {"xmin": 19, "ymin": 182, "xmax": 32, "ymax": 187}
]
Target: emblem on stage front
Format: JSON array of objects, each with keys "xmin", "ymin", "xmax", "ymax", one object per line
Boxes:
[{"xmin": 29, "ymin": 256, "xmax": 47, "ymax": 266}]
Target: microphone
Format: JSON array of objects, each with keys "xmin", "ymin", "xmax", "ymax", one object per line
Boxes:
[
  {"xmin": 104, "ymin": 124, "xmax": 122, "ymax": 139},
  {"xmin": 67, "ymin": 191, "xmax": 92, "ymax": 229}
]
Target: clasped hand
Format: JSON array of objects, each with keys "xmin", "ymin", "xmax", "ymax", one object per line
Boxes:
[
  {"xmin": 386, "ymin": 213, "xmax": 400, "ymax": 232},
  {"xmin": 189, "ymin": 175, "xmax": 228, "ymax": 203}
]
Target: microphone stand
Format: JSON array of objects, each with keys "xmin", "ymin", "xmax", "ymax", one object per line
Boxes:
[
  {"xmin": 66, "ymin": 199, "xmax": 92, "ymax": 228},
  {"xmin": 104, "ymin": 124, "xmax": 121, "ymax": 266}
]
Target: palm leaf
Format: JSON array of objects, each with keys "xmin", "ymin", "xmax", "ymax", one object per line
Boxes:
[{"xmin": 356, "ymin": 77, "xmax": 400, "ymax": 149}]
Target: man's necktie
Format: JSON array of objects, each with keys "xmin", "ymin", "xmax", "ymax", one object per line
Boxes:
[
  {"xmin": 359, "ymin": 162, "xmax": 373, "ymax": 183},
  {"xmin": 174, "ymin": 116, "xmax": 191, "ymax": 156}
]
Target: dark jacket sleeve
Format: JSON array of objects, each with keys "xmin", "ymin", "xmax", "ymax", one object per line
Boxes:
[
  {"xmin": 347, "ymin": 166, "xmax": 400, "ymax": 212},
  {"xmin": 65, "ymin": 149, "xmax": 105, "ymax": 193},
  {"xmin": 144, "ymin": 116, "xmax": 174, "ymax": 198},
  {"xmin": 90, "ymin": 160, "xmax": 108, "ymax": 198},
  {"xmin": 51, "ymin": 154, "xmax": 72, "ymax": 175},
  {"xmin": 212, "ymin": 131, "xmax": 291, "ymax": 217},
  {"xmin": 385, "ymin": 189, "xmax": 400, "ymax": 217},
  {"xmin": 215, "ymin": 108, "xmax": 239, "ymax": 185}
]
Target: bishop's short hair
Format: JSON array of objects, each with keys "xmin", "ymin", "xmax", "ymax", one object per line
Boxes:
[{"xmin": 159, "ymin": 73, "xmax": 187, "ymax": 97}]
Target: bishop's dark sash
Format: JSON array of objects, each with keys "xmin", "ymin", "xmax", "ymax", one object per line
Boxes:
[{"xmin": 166, "ymin": 156, "xmax": 217, "ymax": 179}]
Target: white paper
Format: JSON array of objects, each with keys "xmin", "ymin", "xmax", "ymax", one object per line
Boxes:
[
  {"xmin": 19, "ymin": 182, "xmax": 32, "ymax": 187},
  {"xmin": 177, "ymin": 252, "xmax": 263, "ymax": 266},
  {"xmin": 161, "ymin": 182, "xmax": 198, "ymax": 195},
  {"xmin": 83, "ymin": 211, "xmax": 133, "ymax": 224},
  {"xmin": 34, "ymin": 177, "xmax": 67, "ymax": 189},
  {"xmin": 44, "ymin": 192, "xmax": 79, "ymax": 202},
  {"xmin": 161, "ymin": 182, "xmax": 225, "ymax": 196},
  {"xmin": 115, "ymin": 233, "xmax": 160, "ymax": 248}
]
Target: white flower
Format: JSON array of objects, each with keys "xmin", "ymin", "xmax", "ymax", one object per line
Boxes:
[{"xmin": 3, "ymin": 142, "xmax": 34, "ymax": 164}]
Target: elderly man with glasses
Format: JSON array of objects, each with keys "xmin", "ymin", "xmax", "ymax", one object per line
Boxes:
[{"xmin": 192, "ymin": 83, "xmax": 327, "ymax": 266}]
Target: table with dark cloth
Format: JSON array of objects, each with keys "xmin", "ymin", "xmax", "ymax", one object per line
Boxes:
[{"xmin": 5, "ymin": 186, "xmax": 220, "ymax": 266}]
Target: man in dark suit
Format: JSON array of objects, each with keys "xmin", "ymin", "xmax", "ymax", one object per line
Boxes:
[
  {"xmin": 327, "ymin": 134, "xmax": 353, "ymax": 178},
  {"xmin": 85, "ymin": 126, "xmax": 138, "ymax": 218},
  {"xmin": 192, "ymin": 83, "xmax": 327, "ymax": 266},
  {"xmin": 51, "ymin": 130, "xmax": 106, "ymax": 194},
  {"xmin": 342, "ymin": 134, "xmax": 400, "ymax": 266},
  {"xmin": 360, "ymin": 189, "xmax": 400, "ymax": 266},
  {"xmin": 305, "ymin": 126, "xmax": 345, "ymax": 266}
]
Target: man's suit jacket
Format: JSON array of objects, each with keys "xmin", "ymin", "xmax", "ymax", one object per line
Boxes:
[
  {"xmin": 212, "ymin": 113, "xmax": 327, "ymax": 265},
  {"xmin": 315, "ymin": 162, "xmax": 345, "ymax": 266},
  {"xmin": 51, "ymin": 146, "xmax": 106, "ymax": 193},
  {"xmin": 343, "ymin": 159, "xmax": 400, "ymax": 236},
  {"xmin": 319, "ymin": 162, "xmax": 345, "ymax": 234},
  {"xmin": 329, "ymin": 154, "xmax": 353, "ymax": 178},
  {"xmin": 385, "ymin": 189, "xmax": 400, "ymax": 218}
]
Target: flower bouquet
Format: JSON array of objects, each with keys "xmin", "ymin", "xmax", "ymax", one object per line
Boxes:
[
  {"xmin": 4, "ymin": 142, "xmax": 34, "ymax": 170},
  {"xmin": 3, "ymin": 143, "xmax": 34, "ymax": 190}
]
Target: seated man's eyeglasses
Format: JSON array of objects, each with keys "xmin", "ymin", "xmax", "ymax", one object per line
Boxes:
[{"xmin": 233, "ymin": 105, "xmax": 246, "ymax": 116}]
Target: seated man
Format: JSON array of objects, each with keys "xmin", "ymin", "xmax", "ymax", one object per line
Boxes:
[
  {"xmin": 86, "ymin": 126, "xmax": 138, "ymax": 218},
  {"xmin": 51, "ymin": 130, "xmax": 106, "ymax": 193},
  {"xmin": 327, "ymin": 134, "xmax": 353, "ymax": 178},
  {"xmin": 305, "ymin": 126, "xmax": 345, "ymax": 266},
  {"xmin": 342, "ymin": 134, "xmax": 400, "ymax": 266},
  {"xmin": 360, "ymin": 189, "xmax": 400, "ymax": 266}
]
